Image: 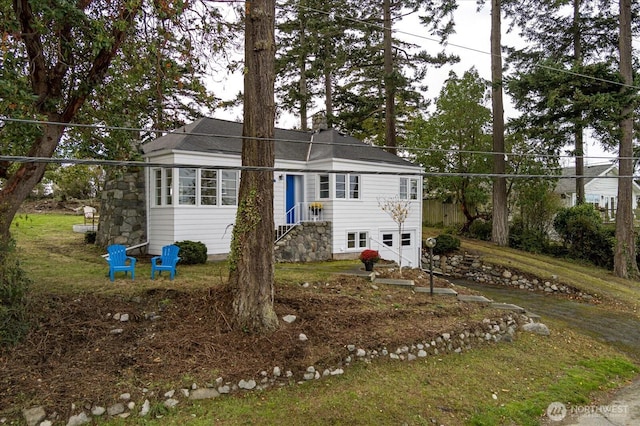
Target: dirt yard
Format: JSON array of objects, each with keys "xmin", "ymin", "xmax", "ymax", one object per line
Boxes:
[
  {"xmin": 1, "ymin": 200, "xmax": 507, "ymax": 422},
  {"xmin": 0, "ymin": 263, "xmax": 504, "ymax": 421}
]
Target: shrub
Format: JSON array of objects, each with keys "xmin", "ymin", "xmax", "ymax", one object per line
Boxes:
[
  {"xmin": 433, "ymin": 234, "xmax": 460, "ymax": 255},
  {"xmin": 553, "ymin": 204, "xmax": 614, "ymax": 269},
  {"xmin": 0, "ymin": 239, "xmax": 31, "ymax": 347},
  {"xmin": 509, "ymin": 218, "xmax": 548, "ymax": 254},
  {"xmin": 469, "ymin": 220, "xmax": 492, "ymax": 241},
  {"xmin": 174, "ymin": 240, "xmax": 208, "ymax": 265}
]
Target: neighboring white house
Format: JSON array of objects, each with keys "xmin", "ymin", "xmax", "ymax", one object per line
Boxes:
[
  {"xmin": 141, "ymin": 118, "xmax": 424, "ymax": 267},
  {"xmin": 555, "ymin": 163, "xmax": 640, "ymax": 220}
]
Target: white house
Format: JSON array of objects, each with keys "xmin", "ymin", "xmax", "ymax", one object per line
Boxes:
[
  {"xmin": 141, "ymin": 118, "xmax": 424, "ymax": 267},
  {"xmin": 555, "ymin": 163, "xmax": 640, "ymax": 220}
]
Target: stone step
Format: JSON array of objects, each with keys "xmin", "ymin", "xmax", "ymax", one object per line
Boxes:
[
  {"xmin": 337, "ymin": 271, "xmax": 376, "ymax": 281},
  {"xmin": 376, "ymin": 278, "xmax": 415, "ymax": 288},
  {"xmin": 490, "ymin": 302, "xmax": 527, "ymax": 314},
  {"xmin": 414, "ymin": 287, "xmax": 458, "ymax": 296},
  {"xmin": 420, "ymin": 264, "xmax": 445, "ymax": 275},
  {"xmin": 457, "ymin": 294, "xmax": 493, "ymax": 303}
]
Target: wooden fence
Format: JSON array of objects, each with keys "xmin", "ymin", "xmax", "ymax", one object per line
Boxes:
[{"xmin": 422, "ymin": 199, "xmax": 465, "ymax": 227}]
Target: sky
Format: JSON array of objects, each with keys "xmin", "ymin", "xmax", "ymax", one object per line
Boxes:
[{"xmin": 211, "ymin": 2, "xmax": 620, "ymax": 166}]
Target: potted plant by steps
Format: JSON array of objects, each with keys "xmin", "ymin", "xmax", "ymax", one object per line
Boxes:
[{"xmin": 359, "ymin": 249, "xmax": 380, "ymax": 272}]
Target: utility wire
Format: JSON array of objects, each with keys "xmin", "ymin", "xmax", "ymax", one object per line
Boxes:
[
  {"xmin": 1, "ymin": 155, "xmax": 635, "ymax": 179},
  {"xmin": 297, "ymin": 4, "xmax": 640, "ymax": 91},
  {"xmin": 0, "ymin": 116, "xmax": 626, "ymax": 162}
]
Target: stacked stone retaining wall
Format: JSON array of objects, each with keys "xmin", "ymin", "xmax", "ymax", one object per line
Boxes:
[
  {"xmin": 436, "ymin": 252, "xmax": 594, "ymax": 299},
  {"xmin": 275, "ymin": 221, "xmax": 332, "ymax": 263}
]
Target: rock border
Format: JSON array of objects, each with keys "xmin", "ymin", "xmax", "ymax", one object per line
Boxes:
[
  {"xmin": 17, "ymin": 309, "xmax": 538, "ymax": 426},
  {"xmin": 438, "ymin": 253, "xmax": 597, "ymax": 300}
]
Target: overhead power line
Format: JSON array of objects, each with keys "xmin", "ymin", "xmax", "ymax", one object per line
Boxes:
[
  {"xmin": 0, "ymin": 117, "xmax": 627, "ymax": 162},
  {"xmin": 296, "ymin": 3, "xmax": 640, "ymax": 91},
  {"xmin": 2, "ymin": 154, "xmax": 636, "ymax": 179}
]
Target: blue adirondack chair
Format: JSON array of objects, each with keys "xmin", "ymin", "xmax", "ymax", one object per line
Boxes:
[
  {"xmin": 106, "ymin": 244, "xmax": 137, "ymax": 281},
  {"xmin": 151, "ymin": 244, "xmax": 181, "ymax": 280}
]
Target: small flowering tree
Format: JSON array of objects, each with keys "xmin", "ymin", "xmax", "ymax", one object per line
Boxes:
[{"xmin": 378, "ymin": 196, "xmax": 411, "ymax": 272}]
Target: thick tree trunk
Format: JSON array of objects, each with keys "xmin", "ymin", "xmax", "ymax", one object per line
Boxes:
[
  {"xmin": 383, "ymin": 0, "xmax": 397, "ymax": 154},
  {"xmin": 573, "ymin": 0, "xmax": 585, "ymax": 205},
  {"xmin": 575, "ymin": 127, "xmax": 585, "ymax": 204},
  {"xmin": 298, "ymin": 11, "xmax": 308, "ymax": 131},
  {"xmin": 490, "ymin": 0, "xmax": 508, "ymax": 246},
  {"xmin": 0, "ymin": 118, "xmax": 65, "ymax": 245},
  {"xmin": 613, "ymin": 0, "xmax": 638, "ymax": 279},
  {"xmin": 228, "ymin": 0, "xmax": 279, "ymax": 332},
  {"xmin": 324, "ymin": 65, "xmax": 333, "ymax": 125}
]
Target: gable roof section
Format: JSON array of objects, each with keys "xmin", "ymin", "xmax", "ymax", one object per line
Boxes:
[
  {"xmin": 142, "ymin": 117, "xmax": 417, "ymax": 168},
  {"xmin": 555, "ymin": 163, "xmax": 615, "ymax": 194}
]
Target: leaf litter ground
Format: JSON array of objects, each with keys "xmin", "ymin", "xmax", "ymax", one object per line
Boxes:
[{"xmin": 1, "ymin": 210, "xmax": 502, "ymax": 421}]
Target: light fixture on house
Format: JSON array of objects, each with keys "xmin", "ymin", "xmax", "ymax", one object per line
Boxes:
[{"xmin": 425, "ymin": 237, "xmax": 437, "ymax": 296}]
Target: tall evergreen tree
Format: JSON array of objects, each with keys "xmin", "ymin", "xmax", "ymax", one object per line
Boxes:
[
  {"xmin": 490, "ymin": 0, "xmax": 508, "ymax": 246},
  {"xmin": 228, "ymin": 0, "xmax": 279, "ymax": 332},
  {"xmin": 613, "ymin": 0, "xmax": 638, "ymax": 279},
  {"xmin": 275, "ymin": 0, "xmax": 457, "ymax": 145},
  {"xmin": 505, "ymin": 0, "xmax": 634, "ymax": 194}
]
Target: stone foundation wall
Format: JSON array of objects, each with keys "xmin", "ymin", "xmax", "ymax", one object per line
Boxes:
[
  {"xmin": 275, "ymin": 221, "xmax": 332, "ymax": 262},
  {"xmin": 96, "ymin": 169, "xmax": 146, "ymax": 252}
]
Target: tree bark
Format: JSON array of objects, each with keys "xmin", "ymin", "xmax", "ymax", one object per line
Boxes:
[
  {"xmin": 613, "ymin": 0, "xmax": 638, "ymax": 279},
  {"xmin": 0, "ymin": 0, "xmax": 140, "ymax": 245},
  {"xmin": 228, "ymin": 0, "xmax": 279, "ymax": 332},
  {"xmin": 324, "ymin": 65, "xmax": 333, "ymax": 125},
  {"xmin": 383, "ymin": 0, "xmax": 397, "ymax": 154},
  {"xmin": 573, "ymin": 0, "xmax": 585, "ymax": 205},
  {"xmin": 298, "ymin": 5, "xmax": 308, "ymax": 131},
  {"xmin": 490, "ymin": 0, "xmax": 508, "ymax": 246}
]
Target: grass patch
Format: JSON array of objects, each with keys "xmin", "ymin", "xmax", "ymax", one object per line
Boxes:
[
  {"xmin": 451, "ymin": 234, "xmax": 640, "ymax": 311},
  {"xmin": 99, "ymin": 329, "xmax": 637, "ymax": 426}
]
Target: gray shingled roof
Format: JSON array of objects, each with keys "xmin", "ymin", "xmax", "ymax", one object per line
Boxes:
[
  {"xmin": 142, "ymin": 117, "xmax": 417, "ymax": 168},
  {"xmin": 555, "ymin": 163, "xmax": 615, "ymax": 194}
]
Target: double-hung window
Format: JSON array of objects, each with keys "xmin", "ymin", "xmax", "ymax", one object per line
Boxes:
[
  {"xmin": 200, "ymin": 169, "xmax": 217, "ymax": 205},
  {"xmin": 400, "ymin": 177, "xmax": 419, "ymax": 200},
  {"xmin": 179, "ymin": 168, "xmax": 197, "ymax": 205},
  {"xmin": 335, "ymin": 174, "xmax": 360, "ymax": 199},
  {"xmin": 347, "ymin": 231, "xmax": 368, "ymax": 249},
  {"xmin": 318, "ymin": 174, "xmax": 330, "ymax": 199},
  {"xmin": 154, "ymin": 168, "xmax": 238, "ymax": 207},
  {"xmin": 221, "ymin": 170, "xmax": 238, "ymax": 205},
  {"xmin": 152, "ymin": 168, "xmax": 174, "ymax": 206}
]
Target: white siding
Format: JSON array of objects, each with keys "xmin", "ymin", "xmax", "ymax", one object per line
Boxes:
[
  {"xmin": 145, "ymin": 151, "xmax": 423, "ymax": 265},
  {"xmin": 146, "ymin": 152, "xmax": 240, "ymax": 256},
  {"xmin": 325, "ymin": 159, "xmax": 423, "ymax": 267}
]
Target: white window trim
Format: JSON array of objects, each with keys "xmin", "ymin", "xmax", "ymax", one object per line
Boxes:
[
  {"xmin": 153, "ymin": 168, "xmax": 238, "ymax": 208},
  {"xmin": 346, "ymin": 231, "xmax": 369, "ymax": 250},
  {"xmin": 400, "ymin": 177, "xmax": 419, "ymax": 200},
  {"xmin": 335, "ymin": 173, "xmax": 361, "ymax": 200}
]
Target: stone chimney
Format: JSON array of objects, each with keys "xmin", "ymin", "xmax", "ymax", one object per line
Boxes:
[{"xmin": 311, "ymin": 111, "xmax": 328, "ymax": 131}]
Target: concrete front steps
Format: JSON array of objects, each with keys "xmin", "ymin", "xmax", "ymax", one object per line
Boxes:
[{"xmin": 339, "ymin": 268, "xmax": 538, "ymax": 318}]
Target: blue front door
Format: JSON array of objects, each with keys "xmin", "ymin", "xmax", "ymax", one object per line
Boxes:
[{"xmin": 286, "ymin": 175, "xmax": 296, "ymax": 224}]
